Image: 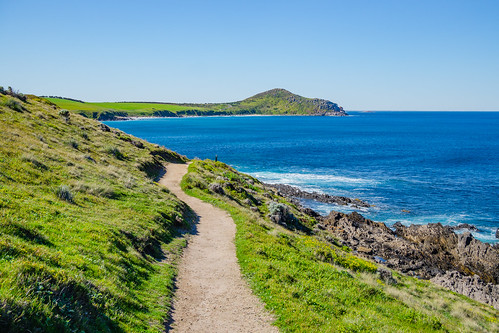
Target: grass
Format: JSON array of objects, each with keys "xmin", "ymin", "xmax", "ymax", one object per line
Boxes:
[
  {"xmin": 46, "ymin": 98, "xmax": 209, "ymax": 119},
  {"xmin": 181, "ymin": 159, "xmax": 499, "ymax": 332},
  {"xmin": 46, "ymin": 89, "xmax": 346, "ymax": 120},
  {"xmin": 0, "ymin": 92, "xmax": 191, "ymax": 332}
]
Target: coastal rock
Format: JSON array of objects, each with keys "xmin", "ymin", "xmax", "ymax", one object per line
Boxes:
[
  {"xmin": 267, "ymin": 183, "xmax": 370, "ymax": 209},
  {"xmin": 322, "ymin": 211, "xmax": 499, "ymax": 284},
  {"xmin": 357, "ymin": 246, "xmax": 373, "ymax": 255},
  {"xmin": 496, "ymin": 228, "xmax": 499, "ymax": 239},
  {"xmin": 268, "ymin": 201, "xmax": 296, "ymax": 226},
  {"xmin": 451, "ymin": 223, "xmax": 479, "ymax": 232},
  {"xmin": 209, "ymin": 183, "xmax": 225, "ymax": 195},
  {"xmin": 395, "ymin": 224, "xmax": 499, "ymax": 284},
  {"xmin": 431, "ymin": 271, "xmax": 499, "ymax": 310},
  {"xmin": 377, "ymin": 267, "xmax": 397, "ymax": 285}
]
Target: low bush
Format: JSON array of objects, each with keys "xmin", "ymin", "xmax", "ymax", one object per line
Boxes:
[
  {"xmin": 58, "ymin": 109, "xmax": 70, "ymax": 123},
  {"xmin": 106, "ymin": 146, "xmax": 124, "ymax": 160},
  {"xmin": 68, "ymin": 139, "xmax": 79, "ymax": 149},
  {"xmin": 55, "ymin": 185, "xmax": 74, "ymax": 203},
  {"xmin": 3, "ymin": 98, "xmax": 23, "ymax": 112}
]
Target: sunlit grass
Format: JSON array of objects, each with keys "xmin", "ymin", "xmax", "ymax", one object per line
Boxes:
[
  {"xmin": 0, "ymin": 93, "xmax": 189, "ymax": 332},
  {"xmin": 181, "ymin": 159, "xmax": 499, "ymax": 332}
]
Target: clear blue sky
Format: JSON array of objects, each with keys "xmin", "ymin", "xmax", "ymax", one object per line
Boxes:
[{"xmin": 1, "ymin": 0, "xmax": 498, "ymax": 110}]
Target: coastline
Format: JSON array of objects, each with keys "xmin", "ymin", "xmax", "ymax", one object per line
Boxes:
[
  {"xmin": 105, "ymin": 112, "xmax": 499, "ymax": 245},
  {"xmin": 106, "ymin": 113, "xmax": 350, "ymax": 121},
  {"xmin": 268, "ymin": 181, "xmax": 499, "ymax": 309}
]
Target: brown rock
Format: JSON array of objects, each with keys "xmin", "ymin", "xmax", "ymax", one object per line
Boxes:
[
  {"xmin": 357, "ymin": 246, "xmax": 373, "ymax": 255},
  {"xmin": 322, "ymin": 211, "xmax": 499, "ymax": 284}
]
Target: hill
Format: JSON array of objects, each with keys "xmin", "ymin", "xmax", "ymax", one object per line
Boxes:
[
  {"xmin": 1, "ymin": 88, "xmax": 497, "ymax": 332},
  {"xmin": 0, "ymin": 89, "xmax": 191, "ymax": 331},
  {"xmin": 46, "ymin": 89, "xmax": 347, "ymax": 120}
]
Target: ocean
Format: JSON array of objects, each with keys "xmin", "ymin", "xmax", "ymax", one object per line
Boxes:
[{"xmin": 104, "ymin": 112, "xmax": 499, "ymax": 243}]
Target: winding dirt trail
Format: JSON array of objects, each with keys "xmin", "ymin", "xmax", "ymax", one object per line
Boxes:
[{"xmin": 159, "ymin": 163, "xmax": 278, "ymax": 333}]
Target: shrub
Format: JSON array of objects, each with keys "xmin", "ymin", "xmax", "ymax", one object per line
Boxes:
[
  {"xmin": 268, "ymin": 201, "xmax": 288, "ymax": 216},
  {"xmin": 58, "ymin": 109, "xmax": 70, "ymax": 123},
  {"xmin": 1, "ymin": 86, "xmax": 27, "ymax": 102},
  {"xmin": 3, "ymin": 98, "xmax": 23, "ymax": 112},
  {"xmin": 68, "ymin": 139, "xmax": 79, "ymax": 149},
  {"xmin": 106, "ymin": 146, "xmax": 124, "ymax": 160},
  {"xmin": 58, "ymin": 109, "xmax": 70, "ymax": 118},
  {"xmin": 55, "ymin": 185, "xmax": 74, "ymax": 203},
  {"xmin": 21, "ymin": 155, "xmax": 48, "ymax": 170}
]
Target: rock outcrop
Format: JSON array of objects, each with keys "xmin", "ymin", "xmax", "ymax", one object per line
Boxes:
[
  {"xmin": 318, "ymin": 210, "xmax": 499, "ymax": 308},
  {"xmin": 267, "ymin": 183, "xmax": 370, "ymax": 209},
  {"xmin": 322, "ymin": 211, "xmax": 499, "ymax": 283},
  {"xmin": 393, "ymin": 223, "xmax": 499, "ymax": 284},
  {"xmin": 450, "ymin": 223, "xmax": 479, "ymax": 232},
  {"xmin": 265, "ymin": 180, "xmax": 499, "ymax": 308},
  {"xmin": 431, "ymin": 271, "xmax": 499, "ymax": 310}
]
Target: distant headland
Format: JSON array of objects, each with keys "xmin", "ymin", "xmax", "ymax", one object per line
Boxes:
[{"xmin": 44, "ymin": 88, "xmax": 347, "ymax": 120}]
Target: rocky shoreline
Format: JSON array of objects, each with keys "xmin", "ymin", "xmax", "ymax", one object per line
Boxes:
[
  {"xmin": 266, "ymin": 183, "xmax": 370, "ymax": 209},
  {"xmin": 276, "ymin": 185, "xmax": 499, "ymax": 309}
]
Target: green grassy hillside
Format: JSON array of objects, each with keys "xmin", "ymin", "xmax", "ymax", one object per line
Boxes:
[
  {"xmin": 46, "ymin": 89, "xmax": 347, "ymax": 120},
  {"xmin": 0, "ymin": 90, "xmax": 191, "ymax": 332},
  {"xmin": 2, "ymin": 88, "xmax": 497, "ymax": 332},
  {"xmin": 181, "ymin": 159, "xmax": 499, "ymax": 332}
]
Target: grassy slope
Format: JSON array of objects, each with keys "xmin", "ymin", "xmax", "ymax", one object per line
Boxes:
[
  {"xmin": 181, "ymin": 160, "xmax": 499, "ymax": 332},
  {"xmin": 0, "ymin": 93, "xmax": 191, "ymax": 332},
  {"xmin": 47, "ymin": 89, "xmax": 344, "ymax": 119},
  {"xmin": 45, "ymin": 98, "xmax": 206, "ymax": 119}
]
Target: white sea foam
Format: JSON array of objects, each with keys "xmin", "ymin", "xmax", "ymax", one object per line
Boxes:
[
  {"xmin": 385, "ymin": 214, "xmax": 498, "ymax": 244},
  {"xmin": 249, "ymin": 171, "xmax": 378, "ymax": 188}
]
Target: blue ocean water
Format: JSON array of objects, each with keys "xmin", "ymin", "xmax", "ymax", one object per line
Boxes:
[{"xmin": 105, "ymin": 112, "xmax": 499, "ymax": 243}]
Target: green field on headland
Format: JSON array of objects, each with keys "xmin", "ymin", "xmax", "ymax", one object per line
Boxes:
[
  {"xmin": 0, "ymin": 89, "xmax": 497, "ymax": 332},
  {"xmin": 46, "ymin": 88, "xmax": 347, "ymax": 120}
]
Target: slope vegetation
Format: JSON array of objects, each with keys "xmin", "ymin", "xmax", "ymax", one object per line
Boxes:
[
  {"xmin": 0, "ymin": 90, "xmax": 190, "ymax": 332},
  {"xmin": 181, "ymin": 159, "xmax": 499, "ymax": 332},
  {"xmin": 46, "ymin": 89, "xmax": 347, "ymax": 120}
]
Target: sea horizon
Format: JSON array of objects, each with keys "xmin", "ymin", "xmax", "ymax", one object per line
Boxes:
[{"xmin": 105, "ymin": 111, "xmax": 499, "ymax": 243}]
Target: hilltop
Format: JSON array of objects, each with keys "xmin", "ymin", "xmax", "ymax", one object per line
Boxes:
[{"xmin": 46, "ymin": 89, "xmax": 347, "ymax": 120}]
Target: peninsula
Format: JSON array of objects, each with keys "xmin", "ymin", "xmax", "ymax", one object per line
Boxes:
[{"xmin": 45, "ymin": 88, "xmax": 347, "ymax": 120}]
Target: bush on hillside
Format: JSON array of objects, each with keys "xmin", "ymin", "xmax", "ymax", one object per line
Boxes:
[
  {"xmin": 55, "ymin": 185, "xmax": 74, "ymax": 203},
  {"xmin": 0, "ymin": 86, "xmax": 27, "ymax": 102},
  {"xmin": 58, "ymin": 109, "xmax": 70, "ymax": 123},
  {"xmin": 68, "ymin": 139, "xmax": 79, "ymax": 149},
  {"xmin": 106, "ymin": 146, "xmax": 124, "ymax": 160},
  {"xmin": 3, "ymin": 98, "xmax": 23, "ymax": 112}
]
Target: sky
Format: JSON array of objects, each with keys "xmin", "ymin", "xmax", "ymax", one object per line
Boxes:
[{"xmin": 1, "ymin": 0, "xmax": 498, "ymax": 110}]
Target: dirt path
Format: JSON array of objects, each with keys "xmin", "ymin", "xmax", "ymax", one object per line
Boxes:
[{"xmin": 159, "ymin": 163, "xmax": 278, "ymax": 333}]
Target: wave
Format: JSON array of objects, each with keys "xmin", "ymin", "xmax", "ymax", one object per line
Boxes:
[
  {"xmin": 248, "ymin": 171, "xmax": 379, "ymax": 188},
  {"xmin": 384, "ymin": 214, "xmax": 498, "ymax": 243}
]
